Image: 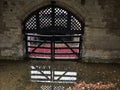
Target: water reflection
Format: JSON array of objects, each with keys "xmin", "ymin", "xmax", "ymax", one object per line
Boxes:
[{"xmin": 31, "ymin": 64, "xmax": 77, "ymax": 83}]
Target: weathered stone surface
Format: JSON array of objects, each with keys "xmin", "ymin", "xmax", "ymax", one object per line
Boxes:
[
  {"xmin": 1, "ymin": 49, "xmax": 15, "ymax": 56},
  {"xmin": 0, "ymin": 0, "xmax": 120, "ymax": 62}
]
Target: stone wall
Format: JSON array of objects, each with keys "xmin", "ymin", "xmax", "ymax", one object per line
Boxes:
[{"xmin": 0, "ymin": 0, "xmax": 120, "ymax": 63}]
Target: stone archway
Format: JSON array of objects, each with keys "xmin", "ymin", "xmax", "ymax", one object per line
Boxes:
[{"xmin": 23, "ymin": 2, "xmax": 84, "ymax": 61}]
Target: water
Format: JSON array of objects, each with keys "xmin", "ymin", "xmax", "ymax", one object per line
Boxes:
[{"xmin": 0, "ymin": 60, "xmax": 120, "ymax": 90}]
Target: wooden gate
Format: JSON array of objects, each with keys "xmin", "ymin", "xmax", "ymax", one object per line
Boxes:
[{"xmin": 23, "ymin": 3, "xmax": 84, "ymax": 61}]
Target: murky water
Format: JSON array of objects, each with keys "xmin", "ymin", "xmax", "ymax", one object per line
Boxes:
[{"xmin": 0, "ymin": 60, "xmax": 120, "ymax": 90}]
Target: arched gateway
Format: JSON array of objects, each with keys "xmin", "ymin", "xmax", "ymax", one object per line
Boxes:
[{"xmin": 23, "ymin": 3, "xmax": 84, "ymax": 61}]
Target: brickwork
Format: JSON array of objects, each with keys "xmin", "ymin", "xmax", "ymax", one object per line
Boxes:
[{"xmin": 0, "ymin": 0, "xmax": 120, "ymax": 63}]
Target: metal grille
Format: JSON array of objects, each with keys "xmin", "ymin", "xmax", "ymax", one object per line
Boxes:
[
  {"xmin": 71, "ymin": 16, "xmax": 81, "ymax": 31},
  {"xmin": 25, "ymin": 15, "xmax": 37, "ymax": 30},
  {"xmin": 30, "ymin": 61, "xmax": 77, "ymax": 90},
  {"xmin": 54, "ymin": 8, "xmax": 67, "ymax": 28},
  {"xmin": 23, "ymin": 4, "xmax": 84, "ymax": 61},
  {"xmin": 39, "ymin": 8, "xmax": 52, "ymax": 28},
  {"xmin": 41, "ymin": 85, "xmax": 51, "ymax": 90},
  {"xmin": 40, "ymin": 85, "xmax": 64, "ymax": 90},
  {"xmin": 31, "ymin": 65, "xmax": 77, "ymax": 83}
]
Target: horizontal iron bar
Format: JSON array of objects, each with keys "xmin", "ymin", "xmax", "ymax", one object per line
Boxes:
[
  {"xmin": 27, "ymin": 40, "xmax": 51, "ymax": 43},
  {"xmin": 28, "ymin": 46, "xmax": 79, "ymax": 49},
  {"xmin": 26, "ymin": 34, "xmax": 81, "ymax": 37},
  {"xmin": 31, "ymin": 74, "xmax": 51, "ymax": 76},
  {"xmin": 28, "ymin": 46, "xmax": 51, "ymax": 49},
  {"xmin": 27, "ymin": 40, "xmax": 80, "ymax": 43},
  {"xmin": 29, "ymin": 52, "xmax": 78, "ymax": 55},
  {"xmin": 31, "ymin": 79, "xmax": 51, "ymax": 81},
  {"xmin": 29, "ymin": 57, "xmax": 79, "ymax": 60},
  {"xmin": 31, "ymin": 69, "xmax": 52, "ymax": 71},
  {"xmin": 53, "ymin": 75, "xmax": 77, "ymax": 77},
  {"xmin": 31, "ymin": 74, "xmax": 77, "ymax": 77},
  {"xmin": 24, "ymin": 29, "xmax": 83, "ymax": 34},
  {"xmin": 55, "ymin": 41, "xmax": 79, "ymax": 43},
  {"xmin": 29, "ymin": 52, "xmax": 51, "ymax": 54},
  {"xmin": 31, "ymin": 69, "xmax": 76, "ymax": 72},
  {"xmin": 31, "ymin": 79, "xmax": 76, "ymax": 82},
  {"xmin": 55, "ymin": 47, "xmax": 79, "ymax": 49},
  {"xmin": 54, "ymin": 52, "xmax": 78, "ymax": 55},
  {"xmin": 53, "ymin": 80, "xmax": 76, "ymax": 82}
]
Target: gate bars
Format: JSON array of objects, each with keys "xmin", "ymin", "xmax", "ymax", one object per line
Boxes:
[{"xmin": 23, "ymin": 3, "xmax": 84, "ymax": 61}]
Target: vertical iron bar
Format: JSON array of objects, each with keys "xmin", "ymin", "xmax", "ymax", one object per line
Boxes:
[
  {"xmin": 53, "ymin": 35, "xmax": 55, "ymax": 60},
  {"xmin": 51, "ymin": 4, "xmax": 55, "ymax": 28},
  {"xmin": 51, "ymin": 35, "xmax": 55, "ymax": 60},
  {"xmin": 36, "ymin": 12, "xmax": 40, "ymax": 30},
  {"xmin": 67, "ymin": 12, "xmax": 71, "ymax": 32},
  {"xmin": 25, "ymin": 34, "xmax": 29, "ymax": 59},
  {"xmin": 51, "ymin": 3, "xmax": 55, "ymax": 60},
  {"xmin": 78, "ymin": 35, "xmax": 82, "ymax": 61}
]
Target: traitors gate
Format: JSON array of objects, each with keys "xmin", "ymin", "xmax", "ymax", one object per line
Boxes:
[{"xmin": 23, "ymin": 3, "xmax": 84, "ymax": 61}]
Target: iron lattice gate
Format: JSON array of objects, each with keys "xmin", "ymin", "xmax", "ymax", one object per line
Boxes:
[
  {"xmin": 30, "ymin": 61, "xmax": 78, "ymax": 90},
  {"xmin": 23, "ymin": 3, "xmax": 84, "ymax": 61}
]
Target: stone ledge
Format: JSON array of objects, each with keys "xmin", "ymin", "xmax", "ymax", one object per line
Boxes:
[
  {"xmin": 0, "ymin": 56, "xmax": 23, "ymax": 61},
  {"xmin": 0, "ymin": 56, "xmax": 120, "ymax": 64}
]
